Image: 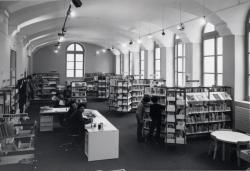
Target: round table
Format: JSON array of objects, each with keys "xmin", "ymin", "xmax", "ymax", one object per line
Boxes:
[{"xmin": 211, "ymin": 130, "xmax": 250, "ymax": 161}]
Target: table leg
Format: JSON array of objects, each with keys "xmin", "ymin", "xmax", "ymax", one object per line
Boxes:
[
  {"xmin": 213, "ymin": 141, "xmax": 217, "ymax": 160},
  {"xmin": 222, "ymin": 142, "xmax": 225, "ymax": 161}
]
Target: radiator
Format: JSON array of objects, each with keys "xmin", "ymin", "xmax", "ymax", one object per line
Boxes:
[{"xmin": 235, "ymin": 102, "xmax": 250, "ymax": 133}]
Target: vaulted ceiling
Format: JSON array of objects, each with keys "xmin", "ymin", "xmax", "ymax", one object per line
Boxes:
[{"xmin": 0, "ymin": 0, "xmax": 249, "ymax": 54}]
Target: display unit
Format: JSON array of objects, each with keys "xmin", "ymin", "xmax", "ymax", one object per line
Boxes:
[
  {"xmin": 0, "ymin": 86, "xmax": 17, "ymax": 114},
  {"xmin": 70, "ymin": 81, "xmax": 87, "ymax": 104},
  {"xmin": 116, "ymin": 80, "xmax": 132, "ymax": 112},
  {"xmin": 97, "ymin": 76, "xmax": 108, "ymax": 99},
  {"xmin": 108, "ymin": 78, "xmax": 119, "ymax": 111},
  {"xmin": 0, "ymin": 113, "xmax": 37, "ymax": 166}
]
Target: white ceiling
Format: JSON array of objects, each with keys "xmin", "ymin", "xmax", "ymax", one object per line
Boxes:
[{"xmin": 0, "ymin": 0, "xmax": 249, "ymax": 53}]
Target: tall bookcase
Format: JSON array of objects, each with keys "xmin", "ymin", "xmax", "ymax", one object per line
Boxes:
[
  {"xmin": 70, "ymin": 81, "xmax": 87, "ymax": 104},
  {"xmin": 97, "ymin": 76, "xmax": 108, "ymax": 99},
  {"xmin": 116, "ymin": 80, "xmax": 132, "ymax": 112}
]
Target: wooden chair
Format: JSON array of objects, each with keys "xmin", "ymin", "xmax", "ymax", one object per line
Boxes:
[{"xmin": 236, "ymin": 141, "xmax": 250, "ymax": 166}]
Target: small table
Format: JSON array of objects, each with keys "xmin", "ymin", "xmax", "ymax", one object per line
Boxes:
[{"xmin": 211, "ymin": 130, "xmax": 250, "ymax": 161}]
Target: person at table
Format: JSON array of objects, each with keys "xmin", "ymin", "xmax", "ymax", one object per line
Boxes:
[
  {"xmin": 52, "ymin": 93, "xmax": 65, "ymax": 107},
  {"xmin": 136, "ymin": 95, "xmax": 150, "ymax": 143},
  {"xmin": 148, "ymin": 96, "xmax": 164, "ymax": 143},
  {"xmin": 59, "ymin": 100, "xmax": 77, "ymax": 127},
  {"xmin": 68, "ymin": 103, "xmax": 86, "ymax": 135}
]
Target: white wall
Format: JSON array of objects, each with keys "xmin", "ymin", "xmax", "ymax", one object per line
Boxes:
[{"xmin": 32, "ymin": 42, "xmax": 116, "ymax": 84}]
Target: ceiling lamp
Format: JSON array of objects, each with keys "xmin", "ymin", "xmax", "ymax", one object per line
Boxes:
[
  {"xmin": 129, "ymin": 40, "xmax": 133, "ymax": 45},
  {"xmin": 137, "ymin": 38, "xmax": 142, "ymax": 44},
  {"xmin": 147, "ymin": 35, "xmax": 153, "ymax": 39},
  {"xmin": 58, "ymin": 33, "xmax": 64, "ymax": 42},
  {"xmin": 102, "ymin": 49, "xmax": 106, "ymax": 53},
  {"xmin": 72, "ymin": 0, "xmax": 82, "ymax": 8},
  {"xmin": 70, "ymin": 10, "xmax": 76, "ymax": 17},
  {"xmin": 96, "ymin": 51, "xmax": 100, "ymax": 55},
  {"xmin": 177, "ymin": 22, "xmax": 185, "ymax": 31},
  {"xmin": 54, "ymin": 49, "xmax": 59, "ymax": 53},
  {"xmin": 161, "ymin": 29, "xmax": 165, "ymax": 36}
]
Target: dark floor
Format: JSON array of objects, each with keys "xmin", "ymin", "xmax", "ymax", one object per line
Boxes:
[{"xmin": 0, "ymin": 97, "xmax": 249, "ymax": 171}]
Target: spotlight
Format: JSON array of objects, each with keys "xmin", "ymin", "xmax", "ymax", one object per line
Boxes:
[
  {"xmin": 102, "ymin": 49, "xmax": 106, "ymax": 53},
  {"xmin": 129, "ymin": 40, "xmax": 133, "ymax": 45},
  {"xmin": 137, "ymin": 38, "xmax": 142, "ymax": 44},
  {"xmin": 54, "ymin": 49, "xmax": 59, "ymax": 53},
  {"xmin": 70, "ymin": 10, "xmax": 76, "ymax": 17},
  {"xmin": 96, "ymin": 51, "xmax": 100, "ymax": 55},
  {"xmin": 147, "ymin": 35, "xmax": 153, "ymax": 39},
  {"xmin": 177, "ymin": 22, "xmax": 185, "ymax": 31},
  {"xmin": 72, "ymin": 0, "xmax": 82, "ymax": 8},
  {"xmin": 200, "ymin": 16, "xmax": 206, "ymax": 25},
  {"xmin": 162, "ymin": 29, "xmax": 165, "ymax": 36}
]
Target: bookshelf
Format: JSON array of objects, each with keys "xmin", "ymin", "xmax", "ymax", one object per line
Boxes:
[
  {"xmin": 117, "ymin": 80, "xmax": 132, "ymax": 112},
  {"xmin": 0, "ymin": 113, "xmax": 37, "ymax": 166},
  {"xmin": 97, "ymin": 76, "xmax": 108, "ymax": 99},
  {"xmin": 70, "ymin": 81, "xmax": 87, "ymax": 104},
  {"xmin": 0, "ymin": 86, "xmax": 17, "ymax": 114},
  {"xmin": 143, "ymin": 86, "xmax": 167, "ymax": 139}
]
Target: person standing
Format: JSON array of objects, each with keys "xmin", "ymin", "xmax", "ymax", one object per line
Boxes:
[
  {"xmin": 136, "ymin": 95, "xmax": 150, "ymax": 142},
  {"xmin": 148, "ymin": 96, "xmax": 164, "ymax": 143}
]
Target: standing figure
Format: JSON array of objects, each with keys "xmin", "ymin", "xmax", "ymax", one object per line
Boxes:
[
  {"xmin": 148, "ymin": 96, "xmax": 164, "ymax": 143},
  {"xmin": 136, "ymin": 95, "xmax": 150, "ymax": 142}
]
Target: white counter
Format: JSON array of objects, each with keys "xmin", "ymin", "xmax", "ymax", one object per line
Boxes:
[{"xmin": 83, "ymin": 109, "xmax": 119, "ymax": 161}]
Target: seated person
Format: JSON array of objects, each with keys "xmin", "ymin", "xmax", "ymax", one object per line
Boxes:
[
  {"xmin": 68, "ymin": 103, "xmax": 86, "ymax": 135},
  {"xmin": 52, "ymin": 93, "xmax": 65, "ymax": 107},
  {"xmin": 59, "ymin": 100, "xmax": 77, "ymax": 127}
]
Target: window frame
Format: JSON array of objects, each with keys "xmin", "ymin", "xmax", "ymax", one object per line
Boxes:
[
  {"xmin": 140, "ymin": 50, "xmax": 145, "ymax": 79},
  {"xmin": 174, "ymin": 36, "xmax": 186, "ymax": 87},
  {"xmin": 245, "ymin": 10, "xmax": 250, "ymax": 100},
  {"xmin": 201, "ymin": 24, "xmax": 223, "ymax": 87},
  {"xmin": 66, "ymin": 43, "xmax": 85, "ymax": 78},
  {"xmin": 154, "ymin": 45, "xmax": 161, "ymax": 79}
]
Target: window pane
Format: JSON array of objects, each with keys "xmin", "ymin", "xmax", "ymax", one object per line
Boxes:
[
  {"xmin": 67, "ymin": 54, "xmax": 74, "ymax": 61},
  {"xmin": 75, "ymin": 62, "xmax": 83, "ymax": 69},
  {"xmin": 156, "ymin": 60, "xmax": 160, "ymax": 71},
  {"xmin": 155, "ymin": 48, "xmax": 160, "ymax": 59},
  {"xmin": 217, "ymin": 37, "xmax": 223, "ymax": 55},
  {"xmin": 67, "ymin": 70, "xmax": 74, "ymax": 77},
  {"xmin": 156, "ymin": 72, "xmax": 160, "ymax": 79},
  {"xmin": 75, "ymin": 70, "xmax": 83, "ymax": 77},
  {"xmin": 141, "ymin": 61, "xmax": 144, "ymax": 70},
  {"xmin": 204, "ymin": 74, "xmax": 215, "ymax": 87},
  {"xmin": 217, "ymin": 74, "xmax": 223, "ymax": 86},
  {"xmin": 204, "ymin": 39, "xmax": 215, "ymax": 56},
  {"xmin": 76, "ymin": 54, "xmax": 83, "ymax": 61},
  {"xmin": 178, "ymin": 43, "xmax": 183, "ymax": 56},
  {"xmin": 204, "ymin": 57, "xmax": 215, "ymax": 73},
  {"xmin": 67, "ymin": 44, "xmax": 74, "ymax": 51},
  {"xmin": 248, "ymin": 33, "xmax": 250, "ymax": 52},
  {"xmin": 67, "ymin": 62, "xmax": 74, "ymax": 69},
  {"xmin": 204, "ymin": 23, "xmax": 215, "ymax": 33},
  {"xmin": 141, "ymin": 51, "xmax": 144, "ymax": 60},
  {"xmin": 178, "ymin": 73, "xmax": 183, "ymax": 86},
  {"xmin": 75, "ymin": 44, "xmax": 83, "ymax": 51},
  {"xmin": 178, "ymin": 58, "xmax": 183, "ymax": 72},
  {"xmin": 217, "ymin": 56, "xmax": 223, "ymax": 73}
]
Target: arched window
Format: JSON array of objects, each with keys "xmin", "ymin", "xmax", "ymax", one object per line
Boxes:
[
  {"xmin": 245, "ymin": 10, "xmax": 250, "ymax": 100},
  {"xmin": 66, "ymin": 43, "xmax": 84, "ymax": 78},
  {"xmin": 174, "ymin": 35, "xmax": 185, "ymax": 87},
  {"xmin": 202, "ymin": 23, "xmax": 223, "ymax": 87},
  {"xmin": 129, "ymin": 52, "xmax": 133, "ymax": 75}
]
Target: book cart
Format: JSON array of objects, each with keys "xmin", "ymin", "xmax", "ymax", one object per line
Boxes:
[{"xmin": 0, "ymin": 113, "xmax": 37, "ymax": 167}]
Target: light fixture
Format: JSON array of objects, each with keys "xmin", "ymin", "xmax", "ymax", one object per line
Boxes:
[
  {"xmin": 54, "ymin": 49, "xmax": 59, "ymax": 53},
  {"xmin": 161, "ymin": 29, "xmax": 165, "ymax": 36},
  {"xmin": 72, "ymin": 0, "xmax": 82, "ymax": 8},
  {"xmin": 96, "ymin": 51, "xmax": 100, "ymax": 55},
  {"xmin": 70, "ymin": 10, "xmax": 76, "ymax": 17},
  {"xmin": 58, "ymin": 33, "xmax": 65, "ymax": 42},
  {"xmin": 102, "ymin": 49, "xmax": 106, "ymax": 53},
  {"xmin": 129, "ymin": 40, "xmax": 133, "ymax": 45},
  {"xmin": 122, "ymin": 43, "xmax": 127, "ymax": 48},
  {"xmin": 201, "ymin": 16, "xmax": 207, "ymax": 25},
  {"xmin": 147, "ymin": 35, "xmax": 153, "ymax": 39},
  {"xmin": 177, "ymin": 22, "xmax": 185, "ymax": 31},
  {"xmin": 137, "ymin": 38, "xmax": 142, "ymax": 44}
]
